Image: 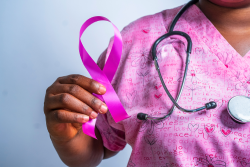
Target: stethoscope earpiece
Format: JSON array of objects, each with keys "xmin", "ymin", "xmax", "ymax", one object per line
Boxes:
[
  {"xmin": 137, "ymin": 113, "xmax": 148, "ymax": 121},
  {"xmin": 205, "ymin": 101, "xmax": 217, "ymax": 110}
]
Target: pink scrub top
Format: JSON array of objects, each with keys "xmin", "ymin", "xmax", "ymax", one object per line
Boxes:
[{"xmin": 96, "ymin": 4, "xmax": 250, "ymax": 167}]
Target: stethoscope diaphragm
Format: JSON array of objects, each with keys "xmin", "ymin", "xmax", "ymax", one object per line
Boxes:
[{"xmin": 227, "ymin": 96, "xmax": 250, "ymax": 123}]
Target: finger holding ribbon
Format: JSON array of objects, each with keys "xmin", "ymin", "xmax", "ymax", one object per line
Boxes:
[{"xmin": 79, "ymin": 16, "xmax": 130, "ymax": 139}]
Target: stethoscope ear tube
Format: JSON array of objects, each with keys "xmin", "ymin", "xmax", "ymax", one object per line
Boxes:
[
  {"xmin": 138, "ymin": 36, "xmax": 216, "ymax": 121},
  {"xmin": 137, "ymin": 0, "xmax": 217, "ymax": 121}
]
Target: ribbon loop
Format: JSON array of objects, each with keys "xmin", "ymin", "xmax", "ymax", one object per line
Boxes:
[{"xmin": 79, "ymin": 16, "xmax": 130, "ymax": 139}]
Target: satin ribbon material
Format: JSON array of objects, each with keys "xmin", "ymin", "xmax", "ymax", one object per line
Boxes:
[{"xmin": 79, "ymin": 16, "xmax": 130, "ymax": 139}]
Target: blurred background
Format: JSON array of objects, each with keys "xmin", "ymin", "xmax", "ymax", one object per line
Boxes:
[{"xmin": 0, "ymin": 0, "xmax": 187, "ymax": 166}]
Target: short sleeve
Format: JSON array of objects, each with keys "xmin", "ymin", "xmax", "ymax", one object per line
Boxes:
[{"xmin": 95, "ymin": 48, "xmax": 127, "ymax": 152}]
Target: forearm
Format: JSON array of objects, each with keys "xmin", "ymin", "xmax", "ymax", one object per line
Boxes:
[{"xmin": 51, "ymin": 128, "xmax": 104, "ymax": 167}]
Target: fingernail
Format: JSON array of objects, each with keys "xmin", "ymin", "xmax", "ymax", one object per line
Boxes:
[
  {"xmin": 98, "ymin": 85, "xmax": 106, "ymax": 94},
  {"xmin": 99, "ymin": 105, "xmax": 108, "ymax": 114},
  {"xmin": 90, "ymin": 111, "xmax": 98, "ymax": 119},
  {"xmin": 81, "ymin": 116, "xmax": 89, "ymax": 123}
]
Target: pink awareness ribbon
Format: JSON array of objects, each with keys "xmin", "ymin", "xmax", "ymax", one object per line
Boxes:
[{"xmin": 79, "ymin": 16, "xmax": 130, "ymax": 139}]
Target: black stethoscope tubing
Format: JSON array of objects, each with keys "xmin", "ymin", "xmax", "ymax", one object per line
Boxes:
[{"xmin": 137, "ymin": 0, "xmax": 217, "ymax": 121}]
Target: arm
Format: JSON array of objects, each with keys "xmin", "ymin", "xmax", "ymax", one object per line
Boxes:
[{"xmin": 51, "ymin": 126, "xmax": 118, "ymax": 167}]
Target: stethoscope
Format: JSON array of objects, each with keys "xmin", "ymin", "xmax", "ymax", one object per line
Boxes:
[{"xmin": 137, "ymin": 0, "xmax": 250, "ymax": 123}]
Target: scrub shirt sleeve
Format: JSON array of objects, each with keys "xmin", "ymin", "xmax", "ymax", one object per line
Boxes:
[{"xmin": 95, "ymin": 48, "xmax": 127, "ymax": 152}]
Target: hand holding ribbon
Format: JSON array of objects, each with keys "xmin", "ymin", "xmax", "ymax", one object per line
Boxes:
[{"xmin": 79, "ymin": 16, "xmax": 130, "ymax": 139}]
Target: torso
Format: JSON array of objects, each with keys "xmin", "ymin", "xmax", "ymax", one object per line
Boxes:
[{"xmin": 97, "ymin": 4, "xmax": 250, "ymax": 167}]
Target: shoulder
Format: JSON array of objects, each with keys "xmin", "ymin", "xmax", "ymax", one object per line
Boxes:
[{"xmin": 120, "ymin": 5, "xmax": 183, "ymax": 39}]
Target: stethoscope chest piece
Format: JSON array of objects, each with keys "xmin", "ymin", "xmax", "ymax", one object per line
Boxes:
[{"xmin": 227, "ymin": 96, "xmax": 250, "ymax": 123}]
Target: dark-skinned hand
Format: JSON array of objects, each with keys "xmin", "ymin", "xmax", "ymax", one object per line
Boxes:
[{"xmin": 44, "ymin": 74, "xmax": 108, "ymax": 143}]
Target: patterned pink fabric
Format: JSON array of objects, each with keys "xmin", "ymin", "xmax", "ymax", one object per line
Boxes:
[{"xmin": 96, "ymin": 4, "xmax": 250, "ymax": 167}]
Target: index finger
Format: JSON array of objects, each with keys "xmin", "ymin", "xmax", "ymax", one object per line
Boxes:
[{"xmin": 58, "ymin": 74, "xmax": 106, "ymax": 95}]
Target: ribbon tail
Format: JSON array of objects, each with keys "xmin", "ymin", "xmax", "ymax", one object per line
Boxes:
[
  {"xmin": 82, "ymin": 118, "xmax": 97, "ymax": 139},
  {"xmin": 82, "ymin": 93, "xmax": 104, "ymax": 140},
  {"xmin": 103, "ymin": 83, "xmax": 130, "ymax": 123}
]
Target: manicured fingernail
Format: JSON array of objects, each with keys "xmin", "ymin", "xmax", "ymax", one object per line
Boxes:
[
  {"xmin": 98, "ymin": 85, "xmax": 106, "ymax": 94},
  {"xmin": 99, "ymin": 105, "xmax": 108, "ymax": 114},
  {"xmin": 90, "ymin": 111, "xmax": 98, "ymax": 119}
]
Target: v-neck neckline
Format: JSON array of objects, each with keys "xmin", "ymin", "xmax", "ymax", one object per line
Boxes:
[
  {"xmin": 192, "ymin": 4, "xmax": 250, "ymax": 58},
  {"xmin": 191, "ymin": 4, "xmax": 250, "ymax": 59},
  {"xmin": 174, "ymin": 4, "xmax": 250, "ymax": 73}
]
